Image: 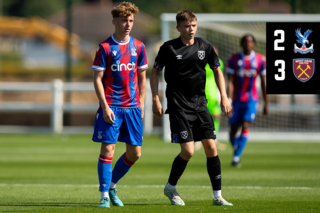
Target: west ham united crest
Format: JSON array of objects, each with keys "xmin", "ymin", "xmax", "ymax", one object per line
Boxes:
[
  {"xmin": 293, "ymin": 59, "xmax": 315, "ymax": 83},
  {"xmin": 198, "ymin": 50, "xmax": 205, "ymax": 60},
  {"xmin": 180, "ymin": 131, "xmax": 188, "ymax": 139},
  {"xmin": 294, "ymin": 29, "xmax": 314, "ymax": 54}
]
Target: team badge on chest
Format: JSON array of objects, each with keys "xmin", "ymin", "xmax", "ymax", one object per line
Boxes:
[
  {"xmin": 131, "ymin": 48, "xmax": 137, "ymax": 56},
  {"xmin": 198, "ymin": 50, "xmax": 205, "ymax": 60}
]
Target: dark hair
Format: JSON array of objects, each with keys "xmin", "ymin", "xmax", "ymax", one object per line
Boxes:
[
  {"xmin": 240, "ymin": 34, "xmax": 256, "ymax": 46},
  {"xmin": 176, "ymin": 9, "xmax": 197, "ymax": 25}
]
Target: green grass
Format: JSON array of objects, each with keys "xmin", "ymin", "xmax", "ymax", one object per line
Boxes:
[{"xmin": 0, "ymin": 134, "xmax": 320, "ymax": 212}]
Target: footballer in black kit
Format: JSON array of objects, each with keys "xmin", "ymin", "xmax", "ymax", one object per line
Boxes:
[
  {"xmin": 150, "ymin": 9, "xmax": 233, "ymax": 206},
  {"xmin": 154, "ymin": 37, "xmax": 220, "ymax": 143}
]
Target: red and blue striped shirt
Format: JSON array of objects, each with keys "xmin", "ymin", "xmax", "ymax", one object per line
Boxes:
[
  {"xmin": 92, "ymin": 35, "xmax": 148, "ymax": 108},
  {"xmin": 227, "ymin": 51, "xmax": 266, "ymax": 102}
]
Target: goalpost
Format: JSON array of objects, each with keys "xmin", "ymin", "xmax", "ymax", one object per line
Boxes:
[{"xmin": 160, "ymin": 13, "xmax": 320, "ymax": 142}]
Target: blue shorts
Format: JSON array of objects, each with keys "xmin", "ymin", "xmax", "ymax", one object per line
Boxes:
[
  {"xmin": 92, "ymin": 107, "xmax": 143, "ymax": 146},
  {"xmin": 229, "ymin": 100, "xmax": 258, "ymax": 125}
]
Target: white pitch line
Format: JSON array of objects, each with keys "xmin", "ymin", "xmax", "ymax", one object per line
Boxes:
[{"xmin": 0, "ymin": 184, "xmax": 318, "ymax": 190}]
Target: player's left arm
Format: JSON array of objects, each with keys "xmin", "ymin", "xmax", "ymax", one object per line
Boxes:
[
  {"xmin": 137, "ymin": 43, "xmax": 148, "ymax": 120},
  {"xmin": 208, "ymin": 42, "xmax": 232, "ymax": 116},
  {"xmin": 213, "ymin": 66, "xmax": 232, "ymax": 116},
  {"xmin": 137, "ymin": 69, "xmax": 146, "ymax": 120},
  {"xmin": 260, "ymin": 56, "xmax": 268, "ymax": 115}
]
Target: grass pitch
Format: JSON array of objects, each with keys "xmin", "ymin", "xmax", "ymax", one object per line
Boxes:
[{"xmin": 0, "ymin": 134, "xmax": 319, "ymax": 212}]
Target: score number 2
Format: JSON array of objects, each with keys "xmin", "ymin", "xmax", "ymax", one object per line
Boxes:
[{"xmin": 274, "ymin": 30, "xmax": 285, "ymax": 81}]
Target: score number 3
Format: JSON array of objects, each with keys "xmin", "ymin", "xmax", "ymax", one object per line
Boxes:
[
  {"xmin": 274, "ymin": 30, "xmax": 285, "ymax": 81},
  {"xmin": 275, "ymin": 60, "xmax": 285, "ymax": 81}
]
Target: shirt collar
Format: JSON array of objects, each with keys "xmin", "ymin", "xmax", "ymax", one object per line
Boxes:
[
  {"xmin": 111, "ymin": 34, "xmax": 130, "ymax": 45},
  {"xmin": 241, "ymin": 50, "xmax": 255, "ymax": 59}
]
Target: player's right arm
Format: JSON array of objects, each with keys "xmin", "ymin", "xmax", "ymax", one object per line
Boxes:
[
  {"xmin": 213, "ymin": 66, "xmax": 232, "ymax": 116},
  {"xmin": 151, "ymin": 43, "xmax": 167, "ymax": 116},
  {"xmin": 226, "ymin": 55, "xmax": 235, "ymax": 102},
  {"xmin": 227, "ymin": 74, "xmax": 234, "ymax": 101},
  {"xmin": 150, "ymin": 67, "xmax": 163, "ymax": 116},
  {"xmin": 93, "ymin": 70, "xmax": 115, "ymax": 124},
  {"xmin": 259, "ymin": 55, "xmax": 268, "ymax": 115}
]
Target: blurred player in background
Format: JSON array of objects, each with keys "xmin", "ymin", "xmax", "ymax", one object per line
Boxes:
[
  {"xmin": 91, "ymin": 2, "xmax": 148, "ymax": 208},
  {"xmin": 195, "ymin": 45, "xmax": 227, "ymax": 151},
  {"xmin": 150, "ymin": 9, "xmax": 233, "ymax": 206},
  {"xmin": 227, "ymin": 34, "xmax": 268, "ymax": 167}
]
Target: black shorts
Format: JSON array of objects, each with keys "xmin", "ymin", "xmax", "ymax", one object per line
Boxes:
[{"xmin": 169, "ymin": 108, "xmax": 216, "ymax": 143}]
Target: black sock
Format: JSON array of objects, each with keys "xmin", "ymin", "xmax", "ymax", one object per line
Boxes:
[
  {"xmin": 168, "ymin": 155, "xmax": 189, "ymax": 186},
  {"xmin": 207, "ymin": 155, "xmax": 221, "ymax": 191}
]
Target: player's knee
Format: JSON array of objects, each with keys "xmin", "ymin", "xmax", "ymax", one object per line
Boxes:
[
  {"xmin": 135, "ymin": 152, "xmax": 142, "ymax": 161},
  {"xmin": 126, "ymin": 152, "xmax": 141, "ymax": 162},
  {"xmin": 181, "ymin": 150, "xmax": 194, "ymax": 160},
  {"xmin": 203, "ymin": 143, "xmax": 215, "ymax": 151},
  {"xmin": 188, "ymin": 151, "xmax": 194, "ymax": 159},
  {"xmin": 242, "ymin": 121, "xmax": 251, "ymax": 129},
  {"xmin": 202, "ymin": 141, "xmax": 217, "ymax": 154},
  {"xmin": 100, "ymin": 144, "xmax": 115, "ymax": 156}
]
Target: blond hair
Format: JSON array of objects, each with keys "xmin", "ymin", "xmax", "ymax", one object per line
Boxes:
[
  {"xmin": 176, "ymin": 9, "xmax": 197, "ymax": 25},
  {"xmin": 111, "ymin": 2, "xmax": 139, "ymax": 18}
]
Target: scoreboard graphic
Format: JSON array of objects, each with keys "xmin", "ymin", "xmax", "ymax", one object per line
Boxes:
[{"xmin": 266, "ymin": 22, "xmax": 320, "ymax": 94}]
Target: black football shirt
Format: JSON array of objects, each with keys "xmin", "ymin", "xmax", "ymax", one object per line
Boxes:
[{"xmin": 154, "ymin": 37, "xmax": 219, "ymax": 113}]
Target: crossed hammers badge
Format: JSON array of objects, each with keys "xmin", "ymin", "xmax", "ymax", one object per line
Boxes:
[
  {"xmin": 296, "ymin": 64, "xmax": 311, "ymax": 78},
  {"xmin": 293, "ymin": 59, "xmax": 314, "ymax": 83}
]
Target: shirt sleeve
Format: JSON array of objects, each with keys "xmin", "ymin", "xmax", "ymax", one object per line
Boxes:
[
  {"xmin": 226, "ymin": 55, "xmax": 235, "ymax": 74},
  {"xmin": 260, "ymin": 55, "xmax": 266, "ymax": 76},
  {"xmin": 153, "ymin": 44, "xmax": 167, "ymax": 71},
  {"xmin": 92, "ymin": 44, "xmax": 107, "ymax": 72},
  {"xmin": 207, "ymin": 44, "xmax": 220, "ymax": 70},
  {"xmin": 138, "ymin": 43, "xmax": 148, "ymax": 70}
]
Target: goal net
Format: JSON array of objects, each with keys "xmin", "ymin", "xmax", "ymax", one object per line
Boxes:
[{"xmin": 160, "ymin": 14, "xmax": 320, "ymax": 141}]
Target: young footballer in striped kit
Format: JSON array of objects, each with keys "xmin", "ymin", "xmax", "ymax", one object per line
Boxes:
[{"xmin": 92, "ymin": 2, "xmax": 148, "ymax": 208}]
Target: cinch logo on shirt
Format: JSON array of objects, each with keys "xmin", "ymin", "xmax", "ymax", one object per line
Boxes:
[
  {"xmin": 238, "ymin": 69, "xmax": 257, "ymax": 77},
  {"xmin": 111, "ymin": 60, "xmax": 136, "ymax": 71}
]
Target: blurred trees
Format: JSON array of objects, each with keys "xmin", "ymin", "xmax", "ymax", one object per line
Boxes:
[
  {"xmin": 280, "ymin": 0, "xmax": 320, "ymax": 13},
  {"xmin": 115, "ymin": 0, "xmax": 251, "ymax": 18},
  {"xmin": 179, "ymin": 0, "xmax": 252, "ymax": 13},
  {"xmin": 1, "ymin": 0, "xmax": 82, "ymax": 18},
  {"xmin": 1, "ymin": 0, "xmax": 320, "ymax": 19}
]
